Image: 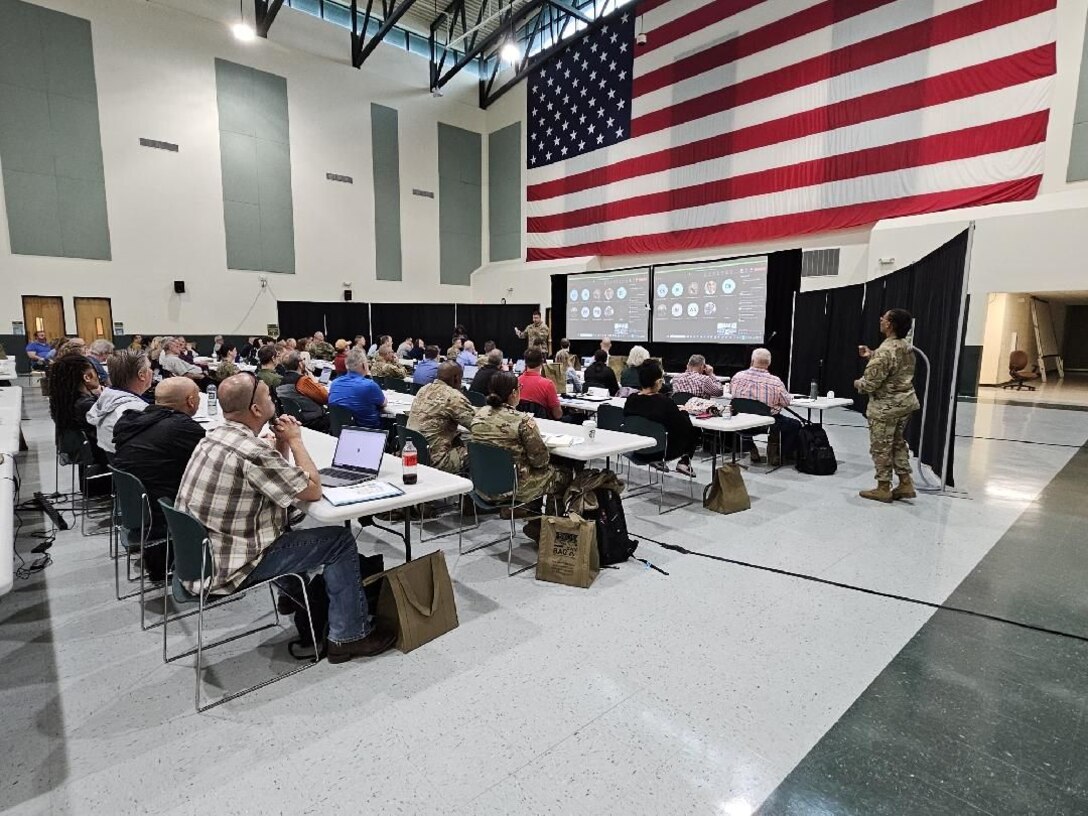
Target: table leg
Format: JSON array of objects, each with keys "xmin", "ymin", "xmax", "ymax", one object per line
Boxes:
[{"xmin": 404, "ymin": 508, "xmax": 413, "ymax": 562}]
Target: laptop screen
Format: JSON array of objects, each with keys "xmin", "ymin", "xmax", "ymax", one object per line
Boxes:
[
  {"xmin": 332, "ymin": 427, "xmax": 386, "ymax": 472},
  {"xmin": 514, "ymin": 359, "xmax": 526, "ymax": 374},
  {"xmin": 462, "ymin": 365, "xmax": 478, "ymax": 383},
  {"xmin": 318, "ymin": 368, "xmax": 332, "ymax": 385}
]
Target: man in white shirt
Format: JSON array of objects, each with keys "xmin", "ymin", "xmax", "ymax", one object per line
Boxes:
[{"xmin": 160, "ymin": 337, "xmax": 206, "ymax": 382}]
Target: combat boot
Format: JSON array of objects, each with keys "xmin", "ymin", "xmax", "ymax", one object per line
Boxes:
[
  {"xmin": 859, "ymin": 481, "xmax": 893, "ymax": 503},
  {"xmin": 892, "ymin": 475, "xmax": 916, "ymax": 500}
]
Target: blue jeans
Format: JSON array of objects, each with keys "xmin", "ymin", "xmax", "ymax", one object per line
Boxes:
[{"xmin": 240, "ymin": 526, "xmax": 369, "ymax": 644}]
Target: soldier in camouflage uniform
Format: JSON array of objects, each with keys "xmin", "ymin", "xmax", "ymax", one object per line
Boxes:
[
  {"xmin": 370, "ymin": 346, "xmax": 409, "ymax": 381},
  {"xmin": 309, "ymin": 331, "xmax": 335, "ymax": 361},
  {"xmin": 854, "ymin": 308, "xmax": 921, "ymax": 503},
  {"xmin": 470, "ymin": 371, "xmax": 572, "ymax": 504},
  {"xmin": 407, "ymin": 362, "xmax": 476, "ymax": 474},
  {"xmin": 514, "ymin": 310, "xmax": 551, "ymax": 356}
]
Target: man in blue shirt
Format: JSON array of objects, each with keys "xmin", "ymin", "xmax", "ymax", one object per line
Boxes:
[
  {"xmin": 412, "ymin": 345, "xmax": 441, "ymax": 385},
  {"xmin": 456, "ymin": 340, "xmax": 479, "ymax": 368},
  {"xmin": 26, "ymin": 330, "xmax": 55, "ymax": 369},
  {"xmin": 329, "ymin": 347, "xmax": 386, "ymax": 429}
]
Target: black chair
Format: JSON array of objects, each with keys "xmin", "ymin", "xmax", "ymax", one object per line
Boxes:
[
  {"xmin": 371, "ymin": 376, "xmax": 389, "ymax": 390},
  {"xmin": 619, "ymin": 416, "xmax": 695, "ymax": 514},
  {"xmin": 406, "ymin": 381, "xmax": 423, "ymax": 395},
  {"xmin": 671, "ymin": 391, "xmax": 694, "ymax": 405},
  {"xmin": 328, "ymin": 405, "xmax": 355, "ymax": 436},
  {"xmin": 386, "ymin": 378, "xmax": 411, "ymax": 394},
  {"xmin": 730, "ymin": 397, "xmax": 783, "ymax": 472},
  {"xmin": 596, "ymin": 403, "xmax": 624, "ymax": 432},
  {"xmin": 109, "ymin": 467, "xmax": 167, "ymax": 616},
  {"xmin": 466, "ymin": 390, "xmax": 487, "ymax": 408},
  {"xmin": 56, "ymin": 428, "xmax": 111, "ymax": 535},
  {"xmin": 517, "ymin": 400, "xmax": 549, "ymax": 419},
  {"xmin": 158, "ymin": 499, "xmax": 318, "ymax": 712},
  {"xmin": 278, "ymin": 395, "xmax": 306, "ymax": 422}
]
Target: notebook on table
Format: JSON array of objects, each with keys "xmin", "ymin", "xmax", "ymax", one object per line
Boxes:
[
  {"xmin": 318, "ymin": 426, "xmax": 388, "ymax": 487},
  {"xmin": 323, "ymin": 480, "xmax": 404, "ymax": 506}
]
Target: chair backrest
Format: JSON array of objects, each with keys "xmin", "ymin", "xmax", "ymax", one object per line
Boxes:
[
  {"xmin": 619, "ymin": 415, "xmax": 666, "ymax": 457},
  {"xmin": 328, "ymin": 404, "xmax": 355, "ymax": 436},
  {"xmin": 278, "ymin": 395, "xmax": 305, "ymax": 421},
  {"xmin": 406, "ymin": 381, "xmax": 422, "ymax": 395},
  {"xmin": 158, "ymin": 499, "xmax": 213, "ymax": 584},
  {"xmin": 542, "ymin": 362, "xmax": 566, "ymax": 394},
  {"xmin": 466, "ymin": 441, "xmax": 517, "ymax": 498},
  {"xmin": 397, "ymin": 426, "xmax": 432, "ymax": 466},
  {"xmin": 671, "ymin": 391, "xmax": 694, "ymax": 405},
  {"xmin": 371, "ymin": 375, "xmax": 389, "ymax": 390},
  {"xmin": 466, "ymin": 389, "xmax": 487, "ymax": 408},
  {"xmin": 386, "ymin": 378, "xmax": 410, "ymax": 394},
  {"xmin": 57, "ymin": 428, "xmax": 92, "ymax": 465},
  {"xmin": 1009, "ymin": 349, "xmax": 1029, "ymax": 372},
  {"xmin": 517, "ymin": 400, "xmax": 549, "ymax": 419},
  {"xmin": 596, "ymin": 403, "xmax": 625, "ymax": 431},
  {"xmin": 110, "ymin": 467, "xmax": 152, "ymax": 530},
  {"xmin": 607, "ymin": 355, "xmax": 627, "ymax": 380},
  {"xmin": 730, "ymin": 397, "xmax": 772, "ymax": 417}
]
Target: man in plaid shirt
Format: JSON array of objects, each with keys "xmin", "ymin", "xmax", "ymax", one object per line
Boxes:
[
  {"xmin": 176, "ymin": 372, "xmax": 395, "ymax": 663},
  {"xmin": 728, "ymin": 348, "xmax": 801, "ymax": 463},
  {"xmin": 670, "ymin": 355, "xmax": 725, "ymax": 399}
]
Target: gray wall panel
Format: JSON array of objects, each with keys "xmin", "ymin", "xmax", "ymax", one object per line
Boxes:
[
  {"xmin": 488, "ymin": 122, "xmax": 521, "ymax": 262},
  {"xmin": 438, "ymin": 122, "xmax": 481, "ymax": 286},
  {"xmin": 371, "ymin": 103, "xmax": 402, "ymax": 281},
  {"xmin": 1069, "ymin": 11, "xmax": 1088, "ymax": 182},
  {"xmin": 2, "ymin": 169, "xmax": 62, "ymax": 256}
]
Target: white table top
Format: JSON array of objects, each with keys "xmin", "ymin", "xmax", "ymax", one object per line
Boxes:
[
  {"xmin": 534, "ymin": 418, "xmax": 656, "ymax": 461},
  {"xmin": 0, "ymin": 386, "xmax": 24, "ymax": 454},
  {"xmin": 1, "ymin": 452, "xmax": 14, "ymax": 597},
  {"xmin": 297, "ymin": 427, "xmax": 472, "ymax": 523},
  {"xmin": 0, "ymin": 359, "xmax": 17, "ymax": 379},
  {"xmin": 689, "ymin": 412, "xmax": 775, "ymax": 433},
  {"xmin": 788, "ymin": 396, "xmax": 854, "ymax": 411}
]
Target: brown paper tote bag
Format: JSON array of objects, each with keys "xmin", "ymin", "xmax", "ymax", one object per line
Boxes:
[
  {"xmin": 702, "ymin": 463, "xmax": 751, "ymax": 514},
  {"xmin": 364, "ymin": 550, "xmax": 459, "ymax": 652},
  {"xmin": 536, "ymin": 513, "xmax": 600, "ymax": 588}
]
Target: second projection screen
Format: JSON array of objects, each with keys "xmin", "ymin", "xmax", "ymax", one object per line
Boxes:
[{"xmin": 652, "ymin": 256, "xmax": 768, "ymax": 343}]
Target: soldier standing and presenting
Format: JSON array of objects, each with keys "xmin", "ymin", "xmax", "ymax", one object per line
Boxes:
[
  {"xmin": 854, "ymin": 308, "xmax": 920, "ymax": 503},
  {"xmin": 407, "ymin": 362, "xmax": 477, "ymax": 474},
  {"xmin": 514, "ymin": 310, "xmax": 551, "ymax": 355}
]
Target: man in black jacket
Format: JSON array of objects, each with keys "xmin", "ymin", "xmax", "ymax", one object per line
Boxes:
[
  {"xmin": 469, "ymin": 348, "xmax": 504, "ymax": 396},
  {"xmin": 583, "ymin": 349, "xmax": 620, "ymax": 396},
  {"xmin": 113, "ymin": 378, "xmax": 206, "ymax": 578}
]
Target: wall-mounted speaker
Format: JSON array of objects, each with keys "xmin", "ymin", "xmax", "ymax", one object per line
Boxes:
[
  {"xmin": 173, "ymin": 280, "xmax": 186, "ymax": 294},
  {"xmin": 343, "ymin": 289, "xmax": 353, "ymax": 301}
]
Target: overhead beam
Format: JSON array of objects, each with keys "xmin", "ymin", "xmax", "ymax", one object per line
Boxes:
[
  {"xmin": 254, "ymin": 0, "xmax": 286, "ymax": 38},
  {"xmin": 431, "ymin": 0, "xmax": 549, "ymax": 91},
  {"xmin": 351, "ymin": 0, "xmax": 420, "ymax": 68}
]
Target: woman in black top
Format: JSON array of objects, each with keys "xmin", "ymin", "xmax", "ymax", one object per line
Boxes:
[
  {"xmin": 623, "ymin": 360, "xmax": 697, "ymax": 477},
  {"xmin": 582, "ymin": 349, "xmax": 620, "ymax": 396}
]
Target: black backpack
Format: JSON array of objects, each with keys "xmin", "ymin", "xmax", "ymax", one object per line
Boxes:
[
  {"xmin": 796, "ymin": 423, "xmax": 838, "ymax": 475},
  {"xmin": 593, "ymin": 487, "xmax": 638, "ymax": 565}
]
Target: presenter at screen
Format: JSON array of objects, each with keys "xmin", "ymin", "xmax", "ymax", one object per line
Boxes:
[{"xmin": 514, "ymin": 310, "xmax": 551, "ymax": 354}]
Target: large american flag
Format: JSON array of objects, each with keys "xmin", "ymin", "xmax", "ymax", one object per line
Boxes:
[{"xmin": 525, "ymin": 0, "xmax": 1057, "ymax": 261}]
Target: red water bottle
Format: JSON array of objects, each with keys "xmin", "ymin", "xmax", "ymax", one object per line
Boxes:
[{"xmin": 402, "ymin": 440, "xmax": 418, "ymax": 485}]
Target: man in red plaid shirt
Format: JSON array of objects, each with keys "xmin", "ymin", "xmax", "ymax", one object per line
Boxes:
[
  {"xmin": 670, "ymin": 355, "xmax": 725, "ymax": 399},
  {"xmin": 729, "ymin": 348, "xmax": 801, "ymax": 463}
]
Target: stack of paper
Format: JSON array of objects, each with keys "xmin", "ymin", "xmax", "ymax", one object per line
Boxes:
[{"xmin": 323, "ymin": 480, "xmax": 405, "ymax": 506}]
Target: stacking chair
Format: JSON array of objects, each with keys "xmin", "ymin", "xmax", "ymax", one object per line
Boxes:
[
  {"xmin": 158, "ymin": 499, "xmax": 319, "ymax": 712},
  {"xmin": 109, "ymin": 468, "xmax": 167, "ymax": 618},
  {"xmin": 371, "ymin": 376, "xmax": 389, "ymax": 390},
  {"xmin": 328, "ymin": 405, "xmax": 355, "ymax": 436},
  {"xmin": 460, "ymin": 441, "xmax": 540, "ymax": 576},
  {"xmin": 396, "ymin": 426, "xmax": 462, "ymax": 542},
  {"xmin": 406, "ymin": 381, "xmax": 423, "ymax": 395},
  {"xmin": 386, "ymin": 378, "xmax": 411, "ymax": 394},
  {"xmin": 56, "ymin": 428, "xmax": 111, "ymax": 535},
  {"xmin": 619, "ymin": 416, "xmax": 695, "ymax": 514},
  {"xmin": 671, "ymin": 391, "xmax": 694, "ymax": 405},
  {"xmin": 517, "ymin": 400, "xmax": 549, "ymax": 419},
  {"xmin": 466, "ymin": 390, "xmax": 487, "ymax": 408},
  {"xmin": 277, "ymin": 395, "xmax": 306, "ymax": 422},
  {"xmin": 730, "ymin": 397, "xmax": 784, "ymax": 472}
]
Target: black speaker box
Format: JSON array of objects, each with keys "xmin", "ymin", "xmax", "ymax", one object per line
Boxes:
[
  {"xmin": 343, "ymin": 289, "xmax": 353, "ymax": 301},
  {"xmin": 173, "ymin": 280, "xmax": 186, "ymax": 294}
]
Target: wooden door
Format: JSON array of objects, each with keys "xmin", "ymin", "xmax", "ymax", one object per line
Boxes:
[
  {"xmin": 22, "ymin": 296, "xmax": 66, "ymax": 343},
  {"xmin": 74, "ymin": 297, "xmax": 113, "ymax": 342}
]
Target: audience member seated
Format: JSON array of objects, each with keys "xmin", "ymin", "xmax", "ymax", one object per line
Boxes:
[
  {"xmin": 160, "ymin": 337, "xmax": 206, "ymax": 381},
  {"xmin": 470, "ymin": 349, "xmax": 504, "ymax": 396},
  {"xmin": 446, "ymin": 337, "xmax": 463, "ymax": 360},
  {"xmin": 621, "ymin": 345, "xmax": 650, "ymax": 389},
  {"xmin": 471, "ymin": 371, "xmax": 573, "ymax": 506},
  {"xmin": 178, "ymin": 337, "xmax": 196, "ymax": 364},
  {"xmin": 310, "ymin": 331, "xmax": 335, "ymax": 361},
  {"xmin": 518, "ymin": 347, "xmax": 562, "ymax": 419},
  {"xmin": 371, "ymin": 346, "xmax": 409, "ymax": 380},
  {"xmin": 407, "ymin": 362, "xmax": 476, "ymax": 474},
  {"xmin": 211, "ymin": 335, "xmax": 225, "ymax": 357},
  {"xmin": 729, "ymin": 348, "xmax": 800, "ymax": 462},
  {"xmin": 148, "ymin": 336, "xmax": 164, "ymax": 368},
  {"xmin": 413, "ymin": 345, "xmax": 441, "ymax": 385},
  {"xmin": 57, "ymin": 337, "xmax": 86, "ymax": 358},
  {"xmin": 176, "ymin": 373, "xmax": 394, "ymax": 662},
  {"xmin": 671, "ymin": 354, "xmax": 724, "ymax": 398},
  {"xmin": 623, "ymin": 361, "xmax": 697, "ymax": 477},
  {"xmin": 214, "ymin": 344, "xmax": 239, "ymax": 382},
  {"xmin": 128, "ymin": 334, "xmax": 144, "ymax": 351},
  {"xmin": 277, "ymin": 351, "xmax": 330, "ymax": 432},
  {"xmin": 396, "ymin": 336, "xmax": 414, "ymax": 359},
  {"xmin": 329, "ymin": 347, "xmax": 386, "ymax": 429},
  {"xmin": 456, "ymin": 340, "xmax": 479, "ymax": 368},
  {"xmin": 369, "ymin": 335, "xmax": 392, "ymax": 358},
  {"xmin": 86, "ymin": 349, "xmax": 154, "ymax": 455},
  {"xmin": 583, "ymin": 349, "xmax": 620, "ymax": 396},
  {"xmin": 354, "ymin": 335, "xmax": 368, "ymax": 351},
  {"xmin": 333, "ymin": 339, "xmax": 349, "ymax": 374},
  {"xmin": 255, "ymin": 344, "xmax": 283, "ymax": 391},
  {"xmin": 239, "ymin": 336, "xmax": 258, "ymax": 361},
  {"xmin": 408, "ymin": 338, "xmax": 426, "ymax": 361},
  {"xmin": 554, "ymin": 349, "xmax": 582, "ymax": 393},
  {"xmin": 26, "ymin": 330, "xmax": 57, "ymax": 369},
  {"xmin": 48, "ymin": 353, "xmax": 108, "ymax": 468},
  {"xmin": 87, "ymin": 339, "xmax": 114, "ymax": 387}
]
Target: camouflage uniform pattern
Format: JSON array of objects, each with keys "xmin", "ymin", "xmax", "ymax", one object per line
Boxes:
[
  {"xmin": 854, "ymin": 337, "xmax": 921, "ymax": 482},
  {"xmin": 371, "ymin": 359, "xmax": 409, "ymax": 381},
  {"xmin": 214, "ymin": 361, "xmax": 239, "ymax": 382},
  {"xmin": 470, "ymin": 404, "xmax": 572, "ymax": 503},
  {"xmin": 406, "ymin": 382, "xmax": 476, "ymax": 474},
  {"xmin": 523, "ymin": 322, "xmax": 551, "ymax": 353},
  {"xmin": 310, "ymin": 341, "xmax": 335, "ymax": 361}
]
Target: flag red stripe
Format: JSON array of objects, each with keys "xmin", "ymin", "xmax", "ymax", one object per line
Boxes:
[
  {"xmin": 635, "ymin": 0, "xmax": 895, "ymax": 96},
  {"xmin": 638, "ymin": 0, "xmax": 768, "ymax": 55},
  {"xmin": 526, "ymin": 177, "xmax": 1042, "ymax": 260},
  {"xmin": 527, "ymin": 44, "xmax": 1054, "ymax": 203},
  {"xmin": 631, "ymin": 0, "xmax": 1055, "ymax": 137},
  {"xmin": 528, "ymin": 112, "xmax": 1048, "ymax": 233}
]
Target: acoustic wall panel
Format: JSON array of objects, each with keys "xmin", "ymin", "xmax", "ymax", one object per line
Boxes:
[
  {"xmin": 371, "ymin": 103, "xmax": 402, "ymax": 281},
  {"xmin": 438, "ymin": 122, "xmax": 481, "ymax": 286},
  {"xmin": 1070, "ymin": 12, "xmax": 1088, "ymax": 182},
  {"xmin": 0, "ymin": 0, "xmax": 110, "ymax": 260},
  {"xmin": 488, "ymin": 122, "xmax": 521, "ymax": 262},
  {"xmin": 215, "ymin": 59, "xmax": 295, "ymax": 274}
]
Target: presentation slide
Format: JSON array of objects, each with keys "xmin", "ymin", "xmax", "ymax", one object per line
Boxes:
[
  {"xmin": 652, "ymin": 257, "xmax": 769, "ymax": 343},
  {"xmin": 566, "ymin": 269, "xmax": 650, "ymax": 341}
]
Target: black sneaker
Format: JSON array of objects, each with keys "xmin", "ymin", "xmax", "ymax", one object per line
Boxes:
[{"xmin": 326, "ymin": 625, "xmax": 397, "ymax": 663}]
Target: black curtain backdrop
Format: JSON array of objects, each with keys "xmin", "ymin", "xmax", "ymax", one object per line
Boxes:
[
  {"xmin": 788, "ymin": 290, "xmax": 829, "ymax": 393},
  {"xmin": 322, "ymin": 303, "xmax": 370, "ymax": 343},
  {"xmin": 456, "ymin": 304, "xmax": 537, "ymax": 354},
  {"xmin": 552, "ymin": 250, "xmax": 802, "ymax": 377},
  {"xmin": 370, "ymin": 303, "xmax": 455, "ymax": 348},
  {"xmin": 277, "ymin": 301, "xmax": 342, "ymax": 340}
]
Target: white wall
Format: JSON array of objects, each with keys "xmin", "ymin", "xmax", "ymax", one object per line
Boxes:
[{"xmin": 0, "ymin": 0, "xmax": 488, "ymax": 335}]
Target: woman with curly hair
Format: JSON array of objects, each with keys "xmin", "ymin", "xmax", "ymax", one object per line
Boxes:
[{"xmin": 48, "ymin": 353, "xmax": 109, "ymax": 468}]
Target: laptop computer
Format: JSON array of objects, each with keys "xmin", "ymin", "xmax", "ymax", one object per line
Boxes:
[
  {"xmin": 318, "ymin": 426, "xmax": 388, "ymax": 487},
  {"xmin": 462, "ymin": 364, "xmax": 479, "ymax": 383},
  {"xmin": 318, "ymin": 368, "xmax": 332, "ymax": 385},
  {"xmin": 514, "ymin": 359, "xmax": 526, "ymax": 374}
]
